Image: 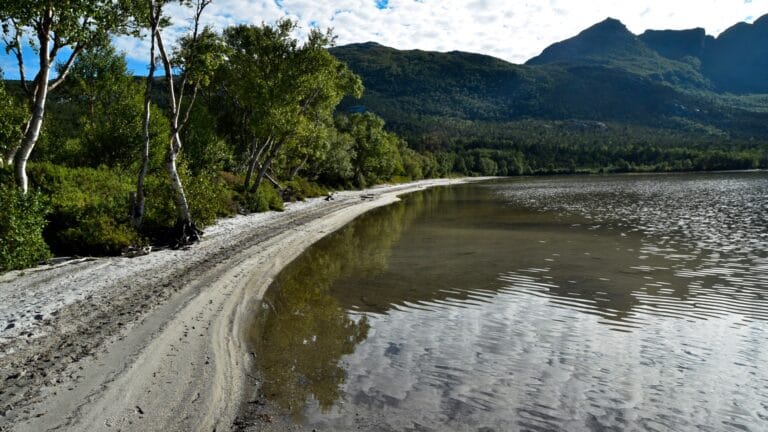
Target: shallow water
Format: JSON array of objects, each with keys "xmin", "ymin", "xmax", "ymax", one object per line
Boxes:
[{"xmin": 248, "ymin": 172, "xmax": 768, "ymax": 432}]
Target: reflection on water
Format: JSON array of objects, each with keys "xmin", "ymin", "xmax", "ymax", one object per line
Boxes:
[
  {"xmin": 248, "ymin": 190, "xmax": 434, "ymax": 417},
  {"xmin": 248, "ymin": 173, "xmax": 768, "ymax": 431}
]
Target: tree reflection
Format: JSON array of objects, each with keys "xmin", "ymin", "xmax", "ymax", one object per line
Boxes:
[{"xmin": 248, "ymin": 188, "xmax": 437, "ymax": 418}]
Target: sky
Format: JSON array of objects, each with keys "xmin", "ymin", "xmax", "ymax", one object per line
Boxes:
[{"xmin": 1, "ymin": 0, "xmax": 766, "ymax": 78}]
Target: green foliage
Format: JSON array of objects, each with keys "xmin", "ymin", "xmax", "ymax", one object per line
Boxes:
[
  {"xmin": 216, "ymin": 21, "xmax": 364, "ymax": 192},
  {"xmin": 182, "ymin": 105, "xmax": 233, "ymax": 175},
  {"xmin": 174, "ymin": 26, "xmax": 226, "ymax": 88},
  {"xmin": 0, "ymin": 184, "xmax": 51, "ymax": 272},
  {"xmin": 0, "ymin": 1, "xmax": 135, "ymax": 45},
  {"xmin": 141, "ymin": 167, "xmax": 238, "ymax": 238},
  {"xmin": 64, "ymin": 45, "xmax": 168, "ymax": 168},
  {"xmin": 0, "ymin": 0, "xmax": 138, "ymax": 191},
  {"xmin": 400, "ymin": 146, "xmax": 424, "ymax": 180},
  {"xmin": 283, "ymin": 177, "xmax": 328, "ymax": 201},
  {"xmin": 32, "ymin": 46, "xmax": 169, "ymax": 169},
  {"xmin": 0, "ymin": 77, "xmax": 25, "ymax": 158},
  {"xmin": 401, "ymin": 118, "xmax": 768, "ymax": 176},
  {"xmin": 28, "ymin": 163, "xmax": 138, "ymax": 256},
  {"xmin": 313, "ymin": 128, "xmax": 355, "ymax": 186},
  {"xmin": 241, "ymin": 183, "xmax": 284, "ymax": 213},
  {"xmin": 336, "ymin": 112, "xmax": 404, "ymax": 187},
  {"xmin": 141, "ymin": 173, "xmax": 178, "ymax": 237},
  {"xmin": 185, "ymin": 172, "xmax": 237, "ymax": 225}
]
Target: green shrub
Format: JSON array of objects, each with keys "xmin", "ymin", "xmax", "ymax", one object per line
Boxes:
[
  {"xmin": 388, "ymin": 175, "xmax": 411, "ymax": 184},
  {"xmin": 57, "ymin": 212, "xmax": 137, "ymax": 256},
  {"xmin": 0, "ymin": 186, "xmax": 51, "ymax": 272},
  {"xmin": 283, "ymin": 177, "xmax": 328, "ymax": 201},
  {"xmin": 241, "ymin": 183, "xmax": 284, "ymax": 213},
  {"xmin": 219, "ymin": 171, "xmax": 245, "ymax": 189},
  {"xmin": 141, "ymin": 173, "xmax": 179, "ymax": 239},
  {"xmin": 186, "ymin": 173, "xmax": 237, "ymax": 225},
  {"xmin": 143, "ymin": 169, "xmax": 242, "ymax": 239},
  {"xmin": 28, "ymin": 163, "xmax": 138, "ymax": 256}
]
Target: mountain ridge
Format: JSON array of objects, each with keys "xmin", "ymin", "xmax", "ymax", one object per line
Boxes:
[
  {"xmin": 328, "ymin": 14, "xmax": 768, "ymax": 172},
  {"xmin": 524, "ymin": 14, "xmax": 768, "ymax": 93}
]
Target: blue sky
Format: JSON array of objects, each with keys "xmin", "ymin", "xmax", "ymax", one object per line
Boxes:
[{"xmin": 2, "ymin": 0, "xmax": 766, "ymax": 79}]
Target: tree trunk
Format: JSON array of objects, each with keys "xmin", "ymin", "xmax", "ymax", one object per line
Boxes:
[
  {"xmin": 133, "ymin": 17, "xmax": 159, "ymax": 230},
  {"xmin": 4, "ymin": 117, "xmax": 33, "ymax": 167},
  {"xmin": 15, "ymin": 64, "xmax": 51, "ymax": 194},
  {"xmin": 156, "ymin": 19, "xmax": 199, "ymax": 245},
  {"xmin": 265, "ymin": 170, "xmax": 282, "ymax": 189},
  {"xmin": 167, "ymin": 132, "xmax": 199, "ymax": 244},
  {"xmin": 243, "ymin": 136, "xmax": 271, "ymax": 191},
  {"xmin": 289, "ymin": 154, "xmax": 309, "ymax": 180},
  {"xmin": 251, "ymin": 139, "xmax": 285, "ymax": 194}
]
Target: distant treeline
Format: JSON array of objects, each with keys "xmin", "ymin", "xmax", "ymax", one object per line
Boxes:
[{"xmin": 388, "ymin": 118, "xmax": 768, "ymax": 176}]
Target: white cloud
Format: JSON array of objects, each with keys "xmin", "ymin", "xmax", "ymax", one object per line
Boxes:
[{"xmin": 116, "ymin": 0, "xmax": 767, "ymax": 65}]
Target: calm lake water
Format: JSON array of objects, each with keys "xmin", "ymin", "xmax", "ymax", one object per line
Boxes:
[{"xmin": 248, "ymin": 172, "xmax": 768, "ymax": 432}]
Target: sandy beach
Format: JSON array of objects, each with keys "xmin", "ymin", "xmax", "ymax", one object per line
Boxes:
[{"xmin": 0, "ymin": 178, "xmax": 481, "ymax": 432}]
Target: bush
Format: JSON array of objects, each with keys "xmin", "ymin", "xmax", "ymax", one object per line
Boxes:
[
  {"xmin": 241, "ymin": 183, "xmax": 284, "ymax": 213},
  {"xmin": 29, "ymin": 163, "xmax": 139, "ymax": 256},
  {"xmin": 141, "ymin": 173, "xmax": 179, "ymax": 239},
  {"xmin": 186, "ymin": 173, "xmax": 237, "ymax": 225},
  {"xmin": 0, "ymin": 186, "xmax": 51, "ymax": 272},
  {"xmin": 282, "ymin": 177, "xmax": 328, "ymax": 201}
]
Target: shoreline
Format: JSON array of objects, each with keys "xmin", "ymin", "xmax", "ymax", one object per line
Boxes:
[{"xmin": 0, "ymin": 177, "xmax": 488, "ymax": 432}]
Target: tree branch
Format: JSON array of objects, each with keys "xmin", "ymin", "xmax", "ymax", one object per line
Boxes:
[
  {"xmin": 155, "ymin": 28, "xmax": 178, "ymax": 115},
  {"xmin": 173, "ymin": 0, "xmax": 208, "ymax": 126},
  {"xmin": 178, "ymin": 84, "xmax": 198, "ymax": 134},
  {"xmin": 48, "ymin": 33, "xmax": 61, "ymax": 63},
  {"xmin": 48, "ymin": 45, "xmax": 83, "ymax": 91},
  {"xmin": 6, "ymin": 19, "xmax": 30, "ymax": 95}
]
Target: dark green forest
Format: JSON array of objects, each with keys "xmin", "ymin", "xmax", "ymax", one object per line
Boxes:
[{"xmin": 1, "ymin": 1, "xmax": 767, "ymax": 272}]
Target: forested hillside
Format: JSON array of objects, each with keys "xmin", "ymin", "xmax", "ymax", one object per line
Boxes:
[{"xmin": 330, "ymin": 14, "xmax": 768, "ymax": 176}]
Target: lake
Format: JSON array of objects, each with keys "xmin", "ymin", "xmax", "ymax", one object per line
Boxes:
[{"xmin": 247, "ymin": 172, "xmax": 768, "ymax": 432}]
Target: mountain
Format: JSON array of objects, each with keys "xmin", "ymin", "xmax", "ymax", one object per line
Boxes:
[
  {"xmin": 527, "ymin": 18, "xmax": 645, "ymax": 64},
  {"xmin": 639, "ymin": 28, "xmax": 710, "ymax": 61},
  {"xmin": 525, "ymin": 18, "xmax": 712, "ymax": 90},
  {"xmin": 702, "ymin": 15, "xmax": 768, "ymax": 93},
  {"xmin": 526, "ymin": 15, "xmax": 768, "ymax": 94},
  {"xmin": 329, "ymin": 16, "xmax": 768, "ymax": 173},
  {"xmin": 331, "ymin": 41, "xmax": 688, "ymax": 125}
]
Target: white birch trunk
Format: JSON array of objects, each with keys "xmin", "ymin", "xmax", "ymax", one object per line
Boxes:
[
  {"xmin": 14, "ymin": 39, "xmax": 51, "ymax": 194},
  {"xmin": 133, "ymin": 13, "xmax": 159, "ymax": 230},
  {"xmin": 156, "ymin": 20, "xmax": 198, "ymax": 243},
  {"xmin": 167, "ymin": 131, "xmax": 193, "ymax": 225}
]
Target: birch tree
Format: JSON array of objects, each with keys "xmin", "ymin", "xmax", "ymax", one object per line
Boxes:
[
  {"xmin": 0, "ymin": 0, "xmax": 134, "ymax": 193},
  {"xmin": 219, "ymin": 22, "xmax": 362, "ymax": 194},
  {"xmin": 135, "ymin": 0, "xmax": 223, "ymax": 242},
  {"xmin": 132, "ymin": 0, "xmax": 161, "ymax": 230}
]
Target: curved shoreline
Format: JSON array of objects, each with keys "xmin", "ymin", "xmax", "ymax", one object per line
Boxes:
[{"xmin": 0, "ymin": 178, "xmax": 487, "ymax": 432}]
